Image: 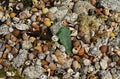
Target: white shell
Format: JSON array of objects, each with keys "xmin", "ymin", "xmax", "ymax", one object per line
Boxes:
[{"xmin": 15, "ymin": 23, "xmax": 29, "ymax": 30}]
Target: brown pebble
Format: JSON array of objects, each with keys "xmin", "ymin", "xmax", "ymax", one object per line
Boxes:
[
  {"xmin": 34, "ymin": 45, "xmax": 42, "ymax": 53},
  {"xmin": 100, "ymin": 45, "xmax": 108, "ymax": 54},
  {"xmin": 103, "ymin": 9, "xmax": 110, "ymax": 16},
  {"xmin": 57, "ymin": 56, "xmax": 66, "ymax": 65},
  {"xmin": 117, "ymin": 59, "xmax": 120, "ymax": 66},
  {"xmin": 31, "ymin": 8, "xmax": 38, "ymax": 12},
  {"xmin": 11, "ymin": 35, "xmax": 17, "ymax": 42},
  {"xmin": 89, "ymin": 76, "xmax": 96, "ymax": 79},
  {"xmin": 73, "ymin": 55, "xmax": 80, "ymax": 62},
  {"xmin": 72, "ymin": 60, "xmax": 79, "ymax": 69},
  {"xmin": 32, "ymin": 22, "xmax": 40, "ymax": 31},
  {"xmin": 5, "ymin": 34, "xmax": 11, "ymax": 40},
  {"xmin": 13, "ymin": 29, "xmax": 20, "ymax": 37},
  {"xmin": 78, "ymin": 48, "xmax": 85, "ymax": 56},
  {"xmin": 2, "ymin": 53, "xmax": 7, "ymax": 59},
  {"xmin": 49, "ymin": 63, "xmax": 56, "ymax": 71},
  {"xmin": 73, "ymin": 40, "xmax": 81, "ymax": 47},
  {"xmin": 83, "ymin": 54, "xmax": 89, "ymax": 59},
  {"xmin": 41, "ymin": 60, "xmax": 48, "ymax": 65},
  {"xmin": 2, "ymin": 60, "xmax": 10, "ymax": 67},
  {"xmin": 43, "ymin": 44, "xmax": 49, "ymax": 52},
  {"xmin": 91, "ymin": 0, "xmax": 96, "ymax": 5},
  {"xmin": 10, "ymin": 47, "xmax": 18, "ymax": 55}
]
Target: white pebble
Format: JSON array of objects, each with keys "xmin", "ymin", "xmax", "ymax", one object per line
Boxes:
[{"xmin": 83, "ymin": 58, "xmax": 91, "ymax": 66}]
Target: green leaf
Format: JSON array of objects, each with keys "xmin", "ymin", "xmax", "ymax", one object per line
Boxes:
[{"xmin": 57, "ymin": 27, "xmax": 72, "ymax": 55}]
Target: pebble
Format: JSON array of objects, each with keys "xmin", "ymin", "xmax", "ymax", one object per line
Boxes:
[
  {"xmin": 73, "ymin": 1, "xmax": 95, "ymax": 14},
  {"xmin": 22, "ymin": 40, "xmax": 32, "ymax": 49},
  {"xmin": 72, "ymin": 60, "xmax": 79, "ymax": 69},
  {"xmin": 100, "ymin": 59, "xmax": 108, "ymax": 70},
  {"xmin": 83, "ymin": 58, "xmax": 91, "ymax": 66},
  {"xmin": 15, "ymin": 23, "xmax": 29, "ymax": 30},
  {"xmin": 12, "ymin": 49, "xmax": 28, "ymax": 68}
]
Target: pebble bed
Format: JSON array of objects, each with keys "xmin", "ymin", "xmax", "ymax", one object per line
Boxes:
[{"xmin": 0, "ymin": 0, "xmax": 120, "ymax": 79}]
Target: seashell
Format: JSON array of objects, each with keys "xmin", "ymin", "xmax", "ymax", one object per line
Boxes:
[
  {"xmin": 72, "ymin": 47, "xmax": 79, "ymax": 54},
  {"xmin": 16, "ymin": 3, "xmax": 24, "ymax": 10},
  {"xmin": 39, "ymin": 74, "xmax": 48, "ymax": 79},
  {"xmin": 31, "ymin": 15, "xmax": 37, "ymax": 22},
  {"xmin": 13, "ymin": 17, "xmax": 20, "ymax": 23},
  {"xmin": 51, "ymin": 35, "xmax": 59, "ymax": 42},
  {"xmin": 15, "ymin": 23, "xmax": 29, "ymax": 30},
  {"xmin": 59, "ymin": 45, "xmax": 66, "ymax": 52}
]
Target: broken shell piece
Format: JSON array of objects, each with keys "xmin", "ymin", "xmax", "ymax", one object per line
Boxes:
[{"xmin": 15, "ymin": 24, "xmax": 29, "ymax": 30}]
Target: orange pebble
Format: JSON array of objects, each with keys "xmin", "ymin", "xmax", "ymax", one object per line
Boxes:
[
  {"xmin": 78, "ymin": 48, "xmax": 85, "ymax": 56},
  {"xmin": 34, "ymin": 46, "xmax": 42, "ymax": 52},
  {"xmin": 10, "ymin": 12, "xmax": 16, "ymax": 18}
]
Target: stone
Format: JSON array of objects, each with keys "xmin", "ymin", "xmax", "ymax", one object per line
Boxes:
[
  {"xmin": 100, "ymin": 59, "xmax": 108, "ymax": 70},
  {"xmin": 0, "ymin": 24, "xmax": 9, "ymax": 35},
  {"xmin": 22, "ymin": 41, "xmax": 32, "ymax": 49},
  {"xmin": 12, "ymin": 49, "xmax": 28, "ymax": 68},
  {"xmin": 100, "ymin": 0, "xmax": 120, "ymax": 12},
  {"xmin": 15, "ymin": 23, "xmax": 29, "ymax": 30},
  {"xmin": 64, "ymin": 13, "xmax": 78, "ymax": 23},
  {"xmin": 55, "ymin": 6, "xmax": 68, "ymax": 21},
  {"xmin": 22, "ymin": 65, "xmax": 45, "ymax": 79},
  {"xmin": 83, "ymin": 58, "xmax": 91, "ymax": 66},
  {"xmin": 73, "ymin": 1, "xmax": 95, "ymax": 15},
  {"xmin": 100, "ymin": 70, "xmax": 112, "ymax": 79}
]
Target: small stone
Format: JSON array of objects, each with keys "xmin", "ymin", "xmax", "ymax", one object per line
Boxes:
[
  {"xmin": 78, "ymin": 48, "xmax": 85, "ymax": 56},
  {"xmin": 28, "ymin": 53, "xmax": 34, "ymax": 60},
  {"xmin": 38, "ymin": 53, "xmax": 46, "ymax": 59},
  {"xmin": 22, "ymin": 40, "xmax": 32, "ymax": 49},
  {"xmin": 12, "ymin": 49, "xmax": 28, "ymax": 68},
  {"xmin": 73, "ymin": 1, "xmax": 95, "ymax": 14},
  {"xmin": 100, "ymin": 45, "xmax": 108, "ymax": 54},
  {"xmin": 39, "ymin": 74, "xmax": 48, "ymax": 79},
  {"xmin": 15, "ymin": 23, "xmax": 29, "ymax": 30},
  {"xmin": 49, "ymin": 63, "xmax": 56, "ymax": 71},
  {"xmin": 9, "ymin": 27, "xmax": 14, "ymax": 32},
  {"xmin": 83, "ymin": 58, "xmax": 91, "ymax": 66},
  {"xmin": 72, "ymin": 60, "xmax": 79, "ymax": 69},
  {"xmin": 100, "ymin": 59, "xmax": 108, "ymax": 70},
  {"xmin": 34, "ymin": 46, "xmax": 42, "ymax": 53},
  {"xmin": 10, "ymin": 12, "xmax": 16, "ymax": 18},
  {"xmin": 7, "ymin": 53, "xmax": 13, "ymax": 61},
  {"xmin": 42, "ymin": 8, "xmax": 49, "ymax": 14},
  {"xmin": 51, "ymin": 35, "xmax": 59, "ymax": 42},
  {"xmin": 73, "ymin": 40, "xmax": 81, "ymax": 47},
  {"xmin": 44, "ymin": 19, "xmax": 51, "ymax": 27}
]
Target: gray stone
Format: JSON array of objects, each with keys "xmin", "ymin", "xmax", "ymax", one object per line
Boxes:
[
  {"xmin": 22, "ymin": 41, "xmax": 32, "ymax": 49},
  {"xmin": 0, "ymin": 24, "xmax": 9, "ymax": 35},
  {"xmin": 100, "ymin": 59, "xmax": 108, "ymax": 70},
  {"xmin": 64, "ymin": 13, "xmax": 78, "ymax": 23},
  {"xmin": 73, "ymin": 1, "xmax": 95, "ymax": 14},
  {"xmin": 15, "ymin": 23, "xmax": 29, "ymax": 30},
  {"xmin": 100, "ymin": 70, "xmax": 112, "ymax": 79},
  {"xmin": 12, "ymin": 49, "xmax": 28, "ymax": 68},
  {"xmin": 22, "ymin": 65, "xmax": 45, "ymax": 79},
  {"xmin": 100, "ymin": 0, "xmax": 120, "ymax": 12},
  {"xmin": 55, "ymin": 6, "xmax": 68, "ymax": 21},
  {"xmin": 50, "ymin": 22, "xmax": 63, "ymax": 34}
]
